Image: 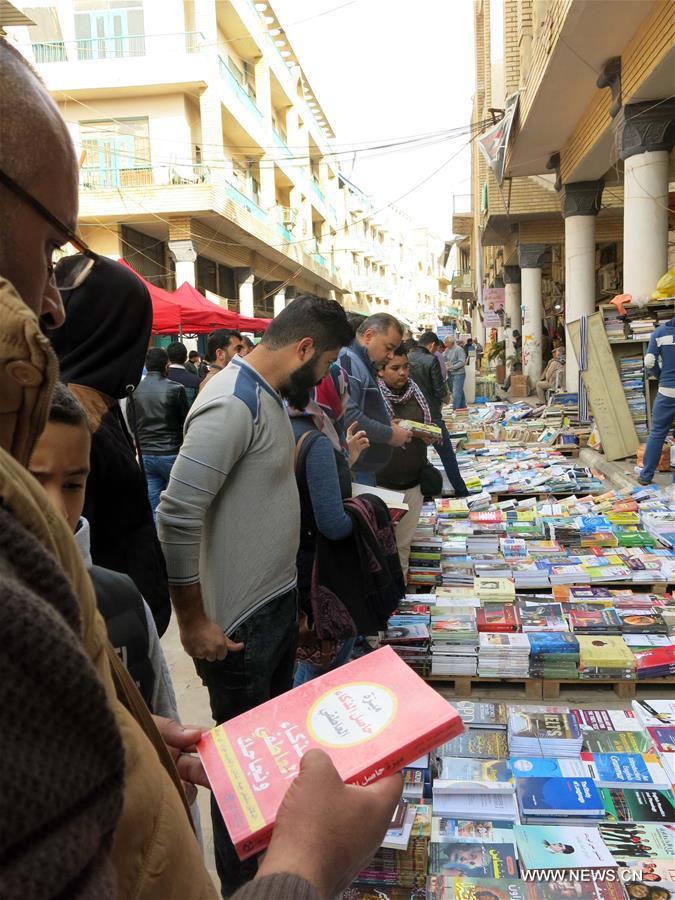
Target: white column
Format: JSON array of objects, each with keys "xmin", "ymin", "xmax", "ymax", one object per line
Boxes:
[
  {"xmin": 273, "ymin": 287, "xmax": 286, "ymax": 317},
  {"xmin": 168, "ymin": 239, "xmax": 197, "ymax": 287},
  {"xmin": 564, "ymin": 216, "xmax": 595, "ymax": 389},
  {"xmin": 237, "ymin": 272, "xmax": 255, "ymax": 318},
  {"xmin": 617, "ymin": 99, "xmax": 675, "ymax": 299},
  {"xmin": 623, "ymin": 151, "xmax": 669, "ymax": 299},
  {"xmin": 519, "ymin": 244, "xmax": 546, "ymax": 389},
  {"xmin": 560, "ymin": 178, "xmax": 604, "ymax": 391},
  {"xmin": 504, "ymin": 274, "xmax": 521, "ymax": 367}
]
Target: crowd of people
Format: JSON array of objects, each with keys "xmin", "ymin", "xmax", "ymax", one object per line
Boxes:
[{"xmin": 0, "ymin": 40, "xmax": 482, "ymax": 900}]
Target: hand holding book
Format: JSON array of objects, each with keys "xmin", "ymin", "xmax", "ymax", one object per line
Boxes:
[{"xmin": 257, "ymin": 748, "xmax": 403, "ymax": 898}]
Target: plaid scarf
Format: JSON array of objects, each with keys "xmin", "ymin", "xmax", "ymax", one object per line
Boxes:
[{"xmin": 377, "ymin": 377, "xmax": 431, "ymax": 425}]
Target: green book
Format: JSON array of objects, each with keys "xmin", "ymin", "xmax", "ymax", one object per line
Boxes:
[{"xmin": 583, "ymin": 730, "xmax": 652, "ymax": 754}]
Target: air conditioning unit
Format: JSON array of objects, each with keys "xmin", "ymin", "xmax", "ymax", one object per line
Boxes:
[{"xmin": 280, "ymin": 206, "xmax": 298, "ymax": 230}]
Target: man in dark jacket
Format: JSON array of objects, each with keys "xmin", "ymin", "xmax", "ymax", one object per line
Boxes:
[
  {"xmin": 409, "ymin": 332, "xmax": 468, "ymax": 497},
  {"xmin": 339, "ymin": 313, "xmax": 411, "ymax": 484},
  {"xmin": 134, "ymin": 347, "xmax": 189, "ymax": 516},
  {"xmin": 167, "ymin": 340, "xmax": 200, "ymax": 403}
]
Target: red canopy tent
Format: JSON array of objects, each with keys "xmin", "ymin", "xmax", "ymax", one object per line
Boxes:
[
  {"xmin": 236, "ymin": 313, "xmax": 272, "ymax": 333},
  {"xmin": 119, "ymin": 260, "xmax": 271, "ymax": 334},
  {"xmin": 173, "ymin": 282, "xmax": 239, "ymax": 329},
  {"xmin": 176, "ymin": 283, "xmax": 271, "ymax": 333}
]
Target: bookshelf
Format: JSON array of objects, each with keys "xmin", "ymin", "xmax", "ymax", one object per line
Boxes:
[{"xmin": 600, "ymin": 298, "xmax": 675, "ymax": 433}]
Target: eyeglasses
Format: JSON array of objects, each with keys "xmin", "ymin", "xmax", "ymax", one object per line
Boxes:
[{"xmin": 0, "ymin": 167, "xmax": 99, "ymax": 291}]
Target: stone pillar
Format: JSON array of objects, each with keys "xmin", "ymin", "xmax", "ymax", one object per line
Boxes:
[
  {"xmin": 617, "ymin": 99, "xmax": 675, "ymax": 299},
  {"xmin": 518, "ymin": 244, "xmax": 546, "ymax": 388},
  {"xmin": 168, "ymin": 239, "xmax": 197, "ymax": 286},
  {"xmin": 235, "ymin": 268, "xmax": 255, "ymax": 318},
  {"xmin": 273, "ymin": 286, "xmax": 286, "ymax": 317},
  {"xmin": 503, "ymin": 265, "xmax": 521, "ymax": 370},
  {"xmin": 561, "ymin": 179, "xmax": 604, "ymax": 391}
]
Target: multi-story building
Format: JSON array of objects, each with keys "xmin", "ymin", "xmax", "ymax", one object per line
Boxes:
[
  {"xmin": 7, "ymin": 0, "xmax": 352, "ymax": 319},
  {"xmin": 462, "ymin": 0, "xmax": 674, "ymax": 389},
  {"xmin": 5, "ymin": 0, "xmax": 455, "ymax": 331}
]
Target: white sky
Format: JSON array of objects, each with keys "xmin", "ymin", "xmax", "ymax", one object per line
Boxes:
[{"xmin": 272, "ymin": 0, "xmax": 476, "ymax": 236}]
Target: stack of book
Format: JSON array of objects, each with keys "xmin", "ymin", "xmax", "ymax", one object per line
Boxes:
[
  {"xmin": 508, "ymin": 710, "xmax": 583, "ymax": 757},
  {"xmin": 429, "ymin": 608, "xmax": 479, "ymax": 676},
  {"xmin": 357, "ymin": 802, "xmax": 432, "ymax": 889},
  {"xmin": 618, "ymin": 356, "xmax": 648, "ymax": 442},
  {"xmin": 577, "ymin": 635, "xmax": 636, "ymax": 680},
  {"xmin": 478, "ymin": 633, "xmax": 530, "ymax": 677},
  {"xmin": 527, "ymin": 632, "xmax": 580, "ymax": 679}
]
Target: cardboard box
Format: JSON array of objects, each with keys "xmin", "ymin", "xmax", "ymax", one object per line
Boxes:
[{"xmin": 510, "ymin": 374, "xmax": 529, "ymax": 398}]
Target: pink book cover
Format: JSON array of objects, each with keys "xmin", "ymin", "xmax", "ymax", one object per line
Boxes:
[{"xmin": 197, "ymin": 646, "xmax": 463, "ymax": 860}]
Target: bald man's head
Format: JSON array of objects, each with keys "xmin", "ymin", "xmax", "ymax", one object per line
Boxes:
[{"xmin": 0, "ymin": 39, "xmax": 77, "ymax": 325}]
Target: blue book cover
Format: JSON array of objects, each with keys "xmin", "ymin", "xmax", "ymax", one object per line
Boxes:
[
  {"xmin": 510, "ymin": 758, "xmax": 591, "ymax": 779},
  {"xmin": 516, "ymin": 777, "xmax": 604, "ymax": 815},
  {"xmin": 528, "ymin": 633, "xmax": 579, "ymax": 655},
  {"xmin": 590, "ymin": 753, "xmax": 667, "ymax": 786}
]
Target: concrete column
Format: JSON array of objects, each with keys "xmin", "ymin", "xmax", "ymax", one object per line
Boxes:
[
  {"xmin": 561, "ymin": 179, "xmax": 604, "ymax": 391},
  {"xmin": 503, "ymin": 265, "xmax": 521, "ymax": 370},
  {"xmin": 168, "ymin": 239, "xmax": 197, "ymax": 286},
  {"xmin": 617, "ymin": 99, "xmax": 675, "ymax": 299},
  {"xmin": 235, "ymin": 268, "xmax": 255, "ymax": 317},
  {"xmin": 273, "ymin": 287, "xmax": 286, "ymax": 317},
  {"xmin": 519, "ymin": 244, "xmax": 546, "ymax": 388}
]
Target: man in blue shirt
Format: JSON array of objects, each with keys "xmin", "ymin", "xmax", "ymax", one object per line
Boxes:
[
  {"xmin": 339, "ymin": 313, "xmax": 411, "ymax": 484},
  {"xmin": 638, "ymin": 316, "xmax": 675, "ymax": 484}
]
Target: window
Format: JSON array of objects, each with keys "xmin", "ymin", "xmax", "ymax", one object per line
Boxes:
[
  {"xmin": 122, "ymin": 225, "xmax": 171, "ymax": 289},
  {"xmin": 74, "ymin": 1, "xmax": 145, "ymax": 59},
  {"xmin": 80, "ymin": 117, "xmax": 151, "ymax": 188}
]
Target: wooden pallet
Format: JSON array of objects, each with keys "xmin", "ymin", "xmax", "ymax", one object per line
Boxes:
[
  {"xmin": 542, "ymin": 675, "xmax": 675, "ymax": 700},
  {"xmin": 425, "ymin": 674, "xmax": 542, "ymax": 700}
]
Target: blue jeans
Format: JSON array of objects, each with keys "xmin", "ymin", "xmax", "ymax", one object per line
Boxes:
[
  {"xmin": 432, "ymin": 417, "xmax": 468, "ymax": 496},
  {"xmin": 144, "ymin": 454, "xmax": 176, "ymax": 517},
  {"xmin": 293, "ymin": 637, "xmax": 356, "ymax": 686},
  {"xmin": 194, "ymin": 589, "xmax": 299, "ymax": 896},
  {"xmin": 449, "ymin": 371, "xmax": 466, "ymax": 408},
  {"xmin": 640, "ymin": 392, "xmax": 675, "ymax": 482}
]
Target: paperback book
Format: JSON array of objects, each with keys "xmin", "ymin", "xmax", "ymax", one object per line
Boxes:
[{"xmin": 198, "ymin": 647, "xmax": 463, "ymax": 859}]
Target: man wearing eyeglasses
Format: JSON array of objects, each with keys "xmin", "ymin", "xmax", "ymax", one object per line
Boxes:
[{"xmin": 0, "ymin": 40, "xmax": 400, "ymax": 900}]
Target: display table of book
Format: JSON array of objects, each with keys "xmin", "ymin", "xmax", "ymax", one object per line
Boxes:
[
  {"xmin": 343, "ymin": 698, "xmax": 675, "ymax": 899},
  {"xmin": 382, "ymin": 483, "xmax": 675, "ymax": 699}
]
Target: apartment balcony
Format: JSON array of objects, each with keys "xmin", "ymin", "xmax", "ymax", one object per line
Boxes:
[
  {"xmin": 272, "ymin": 130, "xmax": 292, "ymax": 159},
  {"xmin": 217, "ymin": 56, "xmax": 263, "ymax": 120},
  {"xmin": 309, "ymin": 177, "xmax": 326, "ymax": 205},
  {"xmin": 79, "ymin": 163, "xmax": 211, "ymax": 191},
  {"xmin": 312, "ymin": 251, "xmax": 328, "ymax": 269},
  {"xmin": 28, "ymin": 32, "xmax": 207, "ymax": 93}
]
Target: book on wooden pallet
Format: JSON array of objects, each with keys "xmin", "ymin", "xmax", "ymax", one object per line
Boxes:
[
  {"xmin": 584, "ymin": 752, "xmax": 671, "ymax": 789},
  {"xmin": 516, "ymin": 777, "xmax": 605, "ymax": 823},
  {"xmin": 430, "ymin": 818, "xmax": 515, "ymax": 843},
  {"xmin": 600, "ymin": 787, "xmax": 675, "ymax": 823},
  {"xmin": 198, "ymin": 646, "xmax": 463, "ymax": 860},
  {"xmin": 508, "ymin": 711, "xmax": 583, "ymax": 757},
  {"xmin": 583, "ymin": 730, "xmax": 653, "ymax": 755},
  {"xmin": 453, "ymin": 700, "xmax": 508, "ymax": 730},
  {"xmin": 633, "ymin": 645, "xmax": 675, "ymax": 678},
  {"xmin": 435, "ymin": 757, "xmax": 513, "ymax": 793},
  {"xmin": 426, "ymin": 876, "xmax": 626, "ymax": 900},
  {"xmin": 514, "ymin": 824, "xmax": 618, "ymax": 877},
  {"xmin": 427, "ymin": 840, "xmax": 518, "ymax": 878}
]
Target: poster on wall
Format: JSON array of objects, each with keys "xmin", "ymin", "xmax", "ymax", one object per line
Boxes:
[
  {"xmin": 477, "ymin": 93, "xmax": 519, "ymax": 185},
  {"xmin": 483, "ymin": 287, "xmax": 505, "ymax": 328}
]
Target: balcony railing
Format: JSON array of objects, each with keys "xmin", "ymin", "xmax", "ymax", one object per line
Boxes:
[
  {"xmin": 79, "ymin": 163, "xmax": 211, "ymax": 190},
  {"xmin": 272, "ymin": 129, "xmax": 292, "ymax": 159},
  {"xmin": 218, "ymin": 56, "xmax": 263, "ymax": 119},
  {"xmin": 31, "ymin": 32, "xmax": 204, "ymax": 63},
  {"xmin": 309, "ymin": 177, "xmax": 326, "ymax": 205},
  {"xmin": 312, "ymin": 252, "xmax": 328, "ymax": 268},
  {"xmin": 224, "ymin": 180, "xmax": 267, "ymax": 222}
]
